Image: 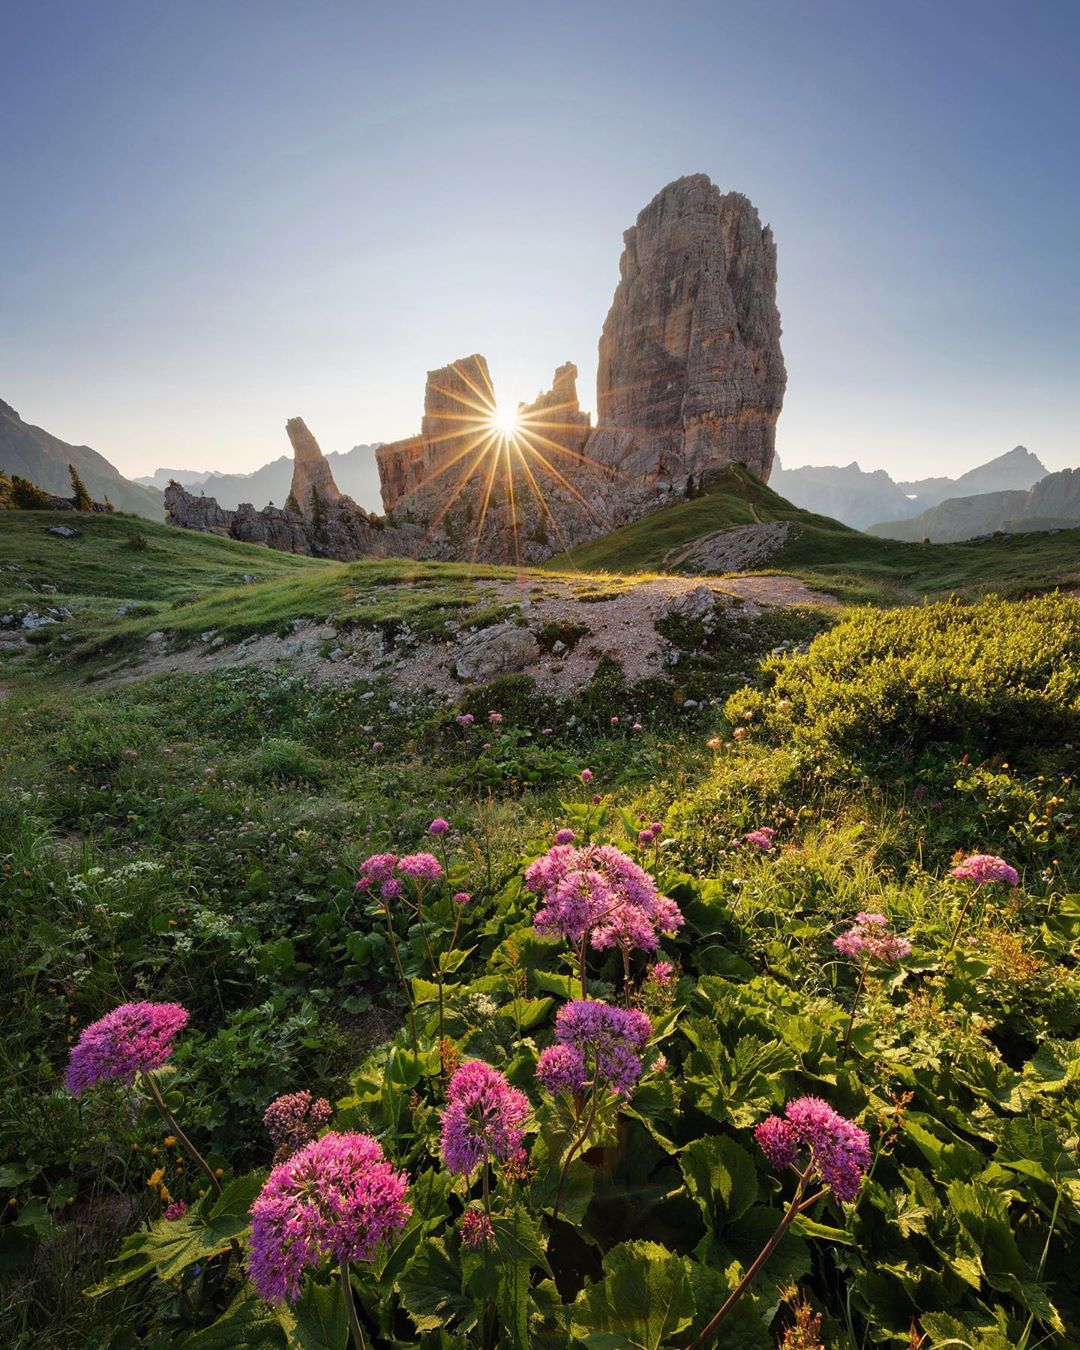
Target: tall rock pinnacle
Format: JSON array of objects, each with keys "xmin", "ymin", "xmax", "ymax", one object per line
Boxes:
[
  {"xmin": 286, "ymin": 416, "xmax": 342, "ymax": 510},
  {"xmin": 585, "ymin": 174, "xmax": 786, "ymax": 485}
]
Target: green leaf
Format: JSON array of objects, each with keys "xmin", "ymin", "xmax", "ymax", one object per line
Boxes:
[
  {"xmin": 276, "ymin": 1273, "xmax": 349, "ymax": 1350},
  {"xmin": 183, "ymin": 1283, "xmax": 286, "ymax": 1347},
  {"xmin": 680, "ymin": 1135, "xmax": 757, "ymax": 1230},
  {"xmin": 462, "ymin": 1207, "xmax": 549, "ymax": 1350},
  {"xmin": 569, "ymin": 1241, "xmax": 695, "ymax": 1349},
  {"xmin": 397, "ymin": 1237, "xmax": 473, "ymax": 1335}
]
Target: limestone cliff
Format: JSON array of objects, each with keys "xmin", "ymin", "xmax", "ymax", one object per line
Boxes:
[{"xmin": 585, "ymin": 175, "xmax": 785, "ymax": 487}]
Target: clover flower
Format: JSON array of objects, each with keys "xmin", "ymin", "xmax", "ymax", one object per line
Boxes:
[
  {"xmin": 455, "ymin": 713, "xmax": 475, "ymax": 727},
  {"xmin": 65, "ymin": 1002, "xmax": 189, "ymax": 1096},
  {"xmin": 440, "ymin": 1061, "xmax": 529, "ymax": 1176},
  {"xmin": 638, "ymin": 829, "xmax": 655, "ymax": 846},
  {"xmin": 554, "ymin": 828, "xmax": 576, "ymax": 845},
  {"xmin": 459, "ymin": 1206, "xmax": 494, "ymax": 1250},
  {"xmin": 950, "ymin": 854, "xmax": 1019, "ymax": 886},
  {"xmin": 580, "ymin": 768, "xmax": 594, "ymax": 783},
  {"xmin": 452, "ymin": 891, "xmax": 472, "ymax": 906},
  {"xmin": 754, "ymin": 1097, "xmax": 871, "ymax": 1203},
  {"xmin": 525, "ymin": 843, "xmax": 683, "ymax": 955},
  {"xmin": 488, "ymin": 711, "xmax": 503, "ymax": 725},
  {"xmin": 541, "ymin": 1000, "xmax": 652, "ymax": 1098},
  {"xmin": 248, "ymin": 1131, "xmax": 410, "ymax": 1304},
  {"xmin": 263, "ymin": 1090, "xmax": 332, "ymax": 1162},
  {"xmin": 744, "ymin": 827, "xmax": 776, "ymax": 850},
  {"xmin": 164, "ymin": 1200, "xmax": 188, "ymax": 1221},
  {"xmin": 428, "ymin": 818, "xmax": 450, "ymax": 836},
  {"xmin": 834, "ymin": 912, "xmax": 911, "ymax": 964}
]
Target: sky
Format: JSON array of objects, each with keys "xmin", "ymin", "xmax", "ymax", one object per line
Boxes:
[{"xmin": 2, "ymin": 0, "xmax": 1078, "ymax": 482}]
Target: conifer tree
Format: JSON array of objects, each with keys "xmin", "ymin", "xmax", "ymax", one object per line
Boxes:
[{"xmin": 68, "ymin": 464, "xmax": 94, "ymax": 511}]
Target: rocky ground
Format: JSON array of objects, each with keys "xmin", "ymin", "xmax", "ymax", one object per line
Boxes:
[{"xmin": 116, "ymin": 572, "xmax": 837, "ymax": 696}]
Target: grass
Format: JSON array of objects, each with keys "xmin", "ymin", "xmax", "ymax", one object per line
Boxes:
[{"xmin": 551, "ymin": 465, "xmax": 1080, "ymax": 604}]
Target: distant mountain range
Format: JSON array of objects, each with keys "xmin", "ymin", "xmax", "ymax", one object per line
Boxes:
[
  {"xmin": 868, "ymin": 466, "xmax": 1080, "ymax": 542},
  {"xmin": 0, "ymin": 398, "xmax": 164, "ymax": 519},
  {"xmin": 772, "ymin": 446, "xmax": 1051, "ymax": 531},
  {"xmin": 135, "ymin": 444, "xmax": 384, "ymax": 512}
]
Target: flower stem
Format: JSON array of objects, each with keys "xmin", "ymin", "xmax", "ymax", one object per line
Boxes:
[
  {"xmin": 838, "ymin": 956, "xmax": 870, "ymax": 1062},
  {"xmin": 340, "ymin": 1259, "xmax": 367, "ymax": 1350},
  {"xmin": 381, "ymin": 900, "xmax": 417, "ymax": 1051},
  {"xmin": 579, "ymin": 937, "xmax": 588, "ymax": 1000},
  {"xmin": 144, "ymin": 1071, "xmax": 220, "ymax": 1199},
  {"xmin": 414, "ymin": 891, "xmax": 445, "ymax": 1076},
  {"xmin": 551, "ymin": 1083, "xmax": 600, "ymax": 1225},
  {"xmin": 947, "ymin": 883, "xmax": 981, "ymax": 952},
  {"xmin": 688, "ymin": 1168, "xmax": 811, "ymax": 1348}
]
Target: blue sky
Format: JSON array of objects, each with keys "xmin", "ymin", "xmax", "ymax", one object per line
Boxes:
[{"xmin": 2, "ymin": 0, "xmax": 1077, "ymax": 480}]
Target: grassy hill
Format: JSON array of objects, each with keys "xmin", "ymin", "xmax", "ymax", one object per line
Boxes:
[{"xmin": 553, "ymin": 465, "xmax": 1080, "ymax": 603}]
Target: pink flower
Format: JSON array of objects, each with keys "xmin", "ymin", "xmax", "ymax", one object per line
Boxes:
[
  {"xmin": 248, "ymin": 1132, "xmax": 411, "ymax": 1304},
  {"xmin": 610, "ymin": 716, "xmax": 619, "ymax": 725},
  {"xmin": 452, "ymin": 891, "xmax": 472, "ymax": 906},
  {"xmin": 554, "ymin": 828, "xmax": 576, "ymax": 845},
  {"xmin": 371, "ymin": 742, "xmax": 383, "ymax": 752},
  {"xmin": 743, "ymin": 827, "xmax": 776, "ymax": 851},
  {"xmin": 536, "ymin": 1043, "xmax": 588, "ymax": 1096},
  {"xmin": 459, "ymin": 1206, "xmax": 494, "ymax": 1250},
  {"xmin": 428, "ymin": 818, "xmax": 450, "ymax": 836},
  {"xmin": 455, "ymin": 713, "xmax": 475, "ymax": 727},
  {"xmin": 834, "ymin": 912, "xmax": 912, "ymax": 963},
  {"xmin": 264, "ymin": 1091, "xmax": 332, "ymax": 1161},
  {"xmin": 357, "ymin": 853, "xmax": 397, "ymax": 887},
  {"xmin": 638, "ymin": 829, "xmax": 655, "ymax": 846},
  {"xmin": 397, "ymin": 852, "xmax": 443, "ymax": 882},
  {"xmin": 649, "ymin": 961, "xmax": 674, "ymax": 986},
  {"xmin": 580, "ymin": 769, "xmax": 594, "ymax": 784},
  {"xmin": 440, "ymin": 1062, "xmax": 529, "ymax": 1176},
  {"xmin": 540, "ymin": 1000, "xmax": 652, "ymax": 1097},
  {"xmin": 541, "ymin": 727, "xmax": 553, "ymax": 736},
  {"xmin": 488, "ymin": 711, "xmax": 503, "ymax": 725},
  {"xmin": 591, "ymin": 793, "xmax": 603, "ymax": 806},
  {"xmin": 632, "ymin": 723, "xmax": 643, "ymax": 732},
  {"xmin": 950, "ymin": 854, "xmax": 1019, "ymax": 886},
  {"xmin": 164, "ymin": 1200, "xmax": 188, "ymax": 1221},
  {"xmin": 65, "ymin": 1002, "xmax": 189, "ymax": 1095},
  {"xmin": 755, "ymin": 1097, "xmax": 871, "ymax": 1203},
  {"xmin": 525, "ymin": 843, "xmax": 684, "ymax": 955}
]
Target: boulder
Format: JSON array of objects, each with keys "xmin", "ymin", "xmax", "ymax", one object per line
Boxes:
[{"xmin": 454, "ymin": 623, "xmax": 540, "ymax": 680}]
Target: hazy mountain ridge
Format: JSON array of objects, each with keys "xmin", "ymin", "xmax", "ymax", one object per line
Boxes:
[
  {"xmin": 774, "ymin": 445, "xmax": 1050, "ymax": 530},
  {"xmin": 0, "ymin": 398, "xmax": 164, "ymax": 520},
  {"xmin": 137, "ymin": 444, "xmax": 384, "ymax": 512},
  {"xmin": 868, "ymin": 466, "xmax": 1080, "ymax": 542}
]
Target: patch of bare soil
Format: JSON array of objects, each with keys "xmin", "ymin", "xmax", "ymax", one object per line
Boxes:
[{"xmin": 110, "ymin": 573, "xmax": 837, "ymax": 696}]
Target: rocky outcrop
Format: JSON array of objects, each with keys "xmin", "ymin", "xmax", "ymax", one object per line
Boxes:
[
  {"xmin": 286, "ymin": 417, "xmax": 343, "ymax": 511},
  {"xmin": 165, "ymin": 175, "xmax": 787, "ymax": 565},
  {"xmin": 584, "ymin": 175, "xmax": 785, "ymax": 489}
]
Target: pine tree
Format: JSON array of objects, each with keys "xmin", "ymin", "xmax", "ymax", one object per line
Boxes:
[
  {"xmin": 12, "ymin": 475, "xmax": 52, "ymax": 509},
  {"xmin": 284, "ymin": 491, "xmax": 301, "ymax": 514},
  {"xmin": 685, "ymin": 473, "xmax": 696, "ymax": 500},
  {"xmin": 68, "ymin": 464, "xmax": 94, "ymax": 511}
]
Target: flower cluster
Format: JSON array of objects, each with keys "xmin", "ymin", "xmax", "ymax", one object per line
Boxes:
[
  {"xmin": 440, "ymin": 1061, "xmax": 529, "ymax": 1176},
  {"xmin": 248, "ymin": 1131, "xmax": 411, "ymax": 1304},
  {"xmin": 524, "ymin": 843, "xmax": 683, "ymax": 954},
  {"xmin": 754, "ymin": 1096, "xmax": 871, "ymax": 1203},
  {"xmin": 357, "ymin": 850, "xmax": 444, "ymax": 901},
  {"xmin": 744, "ymin": 826, "xmax": 777, "ymax": 851},
  {"xmin": 950, "ymin": 853, "xmax": 1019, "ymax": 886},
  {"xmin": 164, "ymin": 1200, "xmax": 188, "ymax": 1221},
  {"xmin": 65, "ymin": 1001, "xmax": 189, "ymax": 1096},
  {"xmin": 537, "ymin": 999, "xmax": 652, "ymax": 1098},
  {"xmin": 459, "ymin": 1206, "xmax": 494, "ymax": 1250},
  {"xmin": 263, "ymin": 1090, "xmax": 333, "ymax": 1162},
  {"xmin": 637, "ymin": 959, "xmax": 677, "ymax": 1016},
  {"xmin": 833, "ymin": 912, "xmax": 912, "ymax": 964}
]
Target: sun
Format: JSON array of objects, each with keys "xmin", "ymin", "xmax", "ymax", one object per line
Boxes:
[{"xmin": 489, "ymin": 403, "xmax": 522, "ymax": 438}]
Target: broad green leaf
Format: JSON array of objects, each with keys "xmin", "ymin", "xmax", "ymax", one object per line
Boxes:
[
  {"xmin": 276, "ymin": 1273, "xmax": 349, "ymax": 1350},
  {"xmin": 680, "ymin": 1135, "xmax": 757, "ymax": 1230},
  {"xmin": 397, "ymin": 1237, "xmax": 473, "ymax": 1335},
  {"xmin": 569, "ymin": 1241, "xmax": 694, "ymax": 1350},
  {"xmin": 183, "ymin": 1283, "xmax": 286, "ymax": 1347},
  {"xmin": 462, "ymin": 1207, "xmax": 549, "ymax": 1350}
]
